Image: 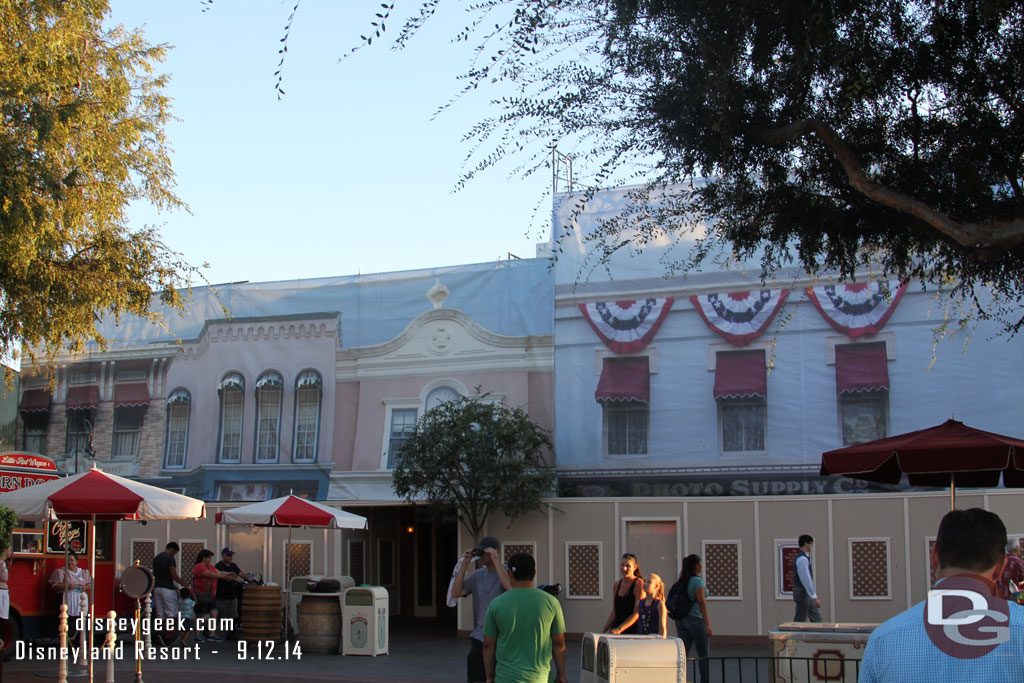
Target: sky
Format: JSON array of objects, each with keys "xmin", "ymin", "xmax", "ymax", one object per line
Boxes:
[{"xmin": 106, "ymin": 1, "xmax": 554, "ymax": 287}]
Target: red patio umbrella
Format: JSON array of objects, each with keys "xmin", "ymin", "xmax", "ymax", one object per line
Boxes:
[
  {"xmin": 217, "ymin": 495, "xmax": 367, "ymax": 641},
  {"xmin": 0, "ymin": 465, "xmax": 205, "ymax": 682},
  {"xmin": 820, "ymin": 418, "xmax": 1024, "ymax": 509}
]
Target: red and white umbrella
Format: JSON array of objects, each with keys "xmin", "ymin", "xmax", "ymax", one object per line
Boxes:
[
  {"xmin": 217, "ymin": 494, "xmax": 366, "ymax": 529},
  {"xmin": 0, "ymin": 465, "xmax": 206, "ymax": 521},
  {"xmin": 218, "ymin": 495, "xmax": 366, "ymax": 641},
  {"xmin": 0, "ymin": 465, "xmax": 205, "ymax": 682}
]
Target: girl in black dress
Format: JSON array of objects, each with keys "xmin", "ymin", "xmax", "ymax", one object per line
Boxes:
[{"xmin": 602, "ymin": 552, "xmax": 645, "ymax": 634}]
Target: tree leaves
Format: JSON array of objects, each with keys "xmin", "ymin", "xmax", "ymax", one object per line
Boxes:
[
  {"xmin": 391, "ymin": 392, "xmax": 554, "ymax": 538},
  {"xmin": 0, "ymin": 0, "xmax": 198, "ymax": 373}
]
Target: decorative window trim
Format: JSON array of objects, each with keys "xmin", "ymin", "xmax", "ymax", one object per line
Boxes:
[
  {"xmin": 565, "ymin": 541, "xmax": 603, "ymax": 600},
  {"xmin": 774, "ymin": 539, "xmax": 802, "ymax": 600},
  {"xmin": 131, "ymin": 538, "xmax": 157, "ymax": 567},
  {"xmin": 603, "ymin": 401, "xmax": 649, "ymax": 459},
  {"xmin": 218, "ymin": 372, "xmax": 244, "ymax": 394},
  {"xmin": 701, "ymin": 539, "xmax": 743, "ymax": 600},
  {"xmin": 381, "ymin": 401, "xmax": 420, "ymax": 470},
  {"xmin": 593, "ymin": 346, "xmax": 659, "ymax": 374},
  {"xmin": 254, "ymin": 371, "xmax": 283, "ymax": 463},
  {"xmin": 849, "ymin": 537, "xmax": 892, "ymax": 600},
  {"xmin": 292, "ymin": 371, "xmax": 322, "ymax": 464},
  {"xmin": 501, "ymin": 541, "xmax": 537, "ymax": 565},
  {"xmin": 163, "ymin": 392, "xmax": 190, "ymax": 470},
  {"xmin": 282, "ymin": 539, "xmax": 313, "ymax": 583},
  {"xmin": 717, "ymin": 397, "xmax": 768, "ymax": 457}
]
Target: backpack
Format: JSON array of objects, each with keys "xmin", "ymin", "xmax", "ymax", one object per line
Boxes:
[{"xmin": 666, "ymin": 578, "xmax": 694, "ymax": 620}]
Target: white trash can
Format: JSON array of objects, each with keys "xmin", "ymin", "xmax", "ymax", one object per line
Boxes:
[
  {"xmin": 595, "ymin": 635, "xmax": 686, "ymax": 682},
  {"xmin": 342, "ymin": 586, "xmax": 389, "ymax": 656},
  {"xmin": 580, "ymin": 633, "xmax": 659, "ymax": 683},
  {"xmin": 769, "ymin": 622, "xmax": 877, "ymax": 683}
]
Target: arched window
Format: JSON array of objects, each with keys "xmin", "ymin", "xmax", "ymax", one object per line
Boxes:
[
  {"xmin": 425, "ymin": 386, "xmax": 461, "ymax": 412},
  {"xmin": 293, "ymin": 370, "xmax": 322, "ymax": 463},
  {"xmin": 164, "ymin": 390, "xmax": 191, "ymax": 469},
  {"xmin": 255, "ymin": 371, "xmax": 283, "ymax": 463},
  {"xmin": 218, "ymin": 373, "xmax": 244, "ymax": 463}
]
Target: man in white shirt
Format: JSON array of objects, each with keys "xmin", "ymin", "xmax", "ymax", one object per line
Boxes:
[{"xmin": 793, "ymin": 534, "xmax": 822, "ymax": 622}]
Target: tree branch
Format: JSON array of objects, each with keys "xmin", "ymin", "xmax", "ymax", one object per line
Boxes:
[{"xmin": 746, "ymin": 119, "xmax": 1024, "ymax": 253}]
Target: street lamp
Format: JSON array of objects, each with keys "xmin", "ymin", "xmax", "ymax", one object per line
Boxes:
[{"xmin": 74, "ymin": 418, "xmax": 96, "ymax": 474}]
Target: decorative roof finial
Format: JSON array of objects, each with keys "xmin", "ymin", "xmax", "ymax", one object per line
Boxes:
[{"xmin": 427, "ymin": 278, "xmax": 449, "ymax": 309}]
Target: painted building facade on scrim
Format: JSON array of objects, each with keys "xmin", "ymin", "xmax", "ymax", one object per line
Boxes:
[{"xmin": 14, "ymin": 185, "xmax": 1024, "ymax": 637}]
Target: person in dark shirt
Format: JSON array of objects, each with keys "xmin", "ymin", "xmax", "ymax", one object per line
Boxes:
[
  {"xmin": 214, "ymin": 547, "xmax": 243, "ymax": 639},
  {"xmin": 151, "ymin": 542, "xmax": 186, "ymax": 645}
]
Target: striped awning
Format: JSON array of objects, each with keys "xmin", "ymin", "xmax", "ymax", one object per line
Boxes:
[
  {"xmin": 65, "ymin": 385, "xmax": 99, "ymax": 411},
  {"xmin": 19, "ymin": 389, "xmax": 52, "ymax": 414},
  {"xmin": 114, "ymin": 383, "xmax": 150, "ymax": 407}
]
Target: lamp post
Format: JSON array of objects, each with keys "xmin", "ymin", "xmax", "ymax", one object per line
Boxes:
[{"xmin": 74, "ymin": 418, "xmax": 96, "ymax": 475}]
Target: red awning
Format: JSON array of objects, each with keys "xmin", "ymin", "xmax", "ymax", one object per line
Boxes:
[
  {"xmin": 714, "ymin": 350, "xmax": 766, "ymax": 399},
  {"xmin": 595, "ymin": 356, "xmax": 650, "ymax": 404},
  {"xmin": 835, "ymin": 343, "xmax": 889, "ymax": 394},
  {"xmin": 19, "ymin": 389, "xmax": 52, "ymax": 414},
  {"xmin": 114, "ymin": 383, "xmax": 150, "ymax": 407},
  {"xmin": 65, "ymin": 385, "xmax": 99, "ymax": 410}
]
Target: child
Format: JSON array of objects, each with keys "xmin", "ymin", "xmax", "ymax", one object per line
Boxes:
[
  {"xmin": 178, "ymin": 587, "xmax": 198, "ymax": 644},
  {"xmin": 637, "ymin": 572, "xmax": 668, "ymax": 637}
]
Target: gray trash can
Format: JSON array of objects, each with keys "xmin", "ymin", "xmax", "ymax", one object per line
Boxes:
[{"xmin": 769, "ymin": 622, "xmax": 877, "ymax": 683}]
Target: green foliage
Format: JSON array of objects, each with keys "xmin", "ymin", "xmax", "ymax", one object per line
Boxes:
[
  {"xmin": 0, "ymin": 0, "xmax": 197, "ymax": 370},
  {"xmin": 391, "ymin": 393, "xmax": 555, "ymax": 539},
  {"xmin": 358, "ymin": 0, "xmax": 1024, "ymax": 332},
  {"xmin": 0, "ymin": 505, "xmax": 17, "ymax": 554}
]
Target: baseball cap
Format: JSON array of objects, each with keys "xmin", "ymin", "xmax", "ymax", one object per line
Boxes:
[
  {"xmin": 221, "ymin": 547, "xmax": 235, "ymax": 556},
  {"xmin": 473, "ymin": 536, "xmax": 500, "ymax": 552}
]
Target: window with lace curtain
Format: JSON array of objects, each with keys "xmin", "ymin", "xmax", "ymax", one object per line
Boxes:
[
  {"xmin": 164, "ymin": 390, "xmax": 190, "ymax": 469},
  {"xmin": 112, "ymin": 406, "xmax": 144, "ymax": 458},
  {"xmin": 255, "ymin": 371, "xmax": 283, "ymax": 463},
  {"xmin": 23, "ymin": 413, "xmax": 48, "ymax": 454},
  {"xmin": 604, "ymin": 401, "xmax": 648, "ymax": 456},
  {"xmin": 719, "ymin": 398, "xmax": 766, "ymax": 453},
  {"xmin": 292, "ymin": 371, "xmax": 321, "ymax": 463},
  {"xmin": 218, "ymin": 373, "xmax": 244, "ymax": 463},
  {"xmin": 65, "ymin": 409, "xmax": 94, "ymax": 455}
]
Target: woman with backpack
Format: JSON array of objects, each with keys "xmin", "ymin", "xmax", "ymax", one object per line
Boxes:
[{"xmin": 668, "ymin": 554, "xmax": 712, "ymax": 683}]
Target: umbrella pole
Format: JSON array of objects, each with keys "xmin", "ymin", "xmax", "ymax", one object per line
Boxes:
[
  {"xmin": 88, "ymin": 515, "xmax": 96, "ymax": 683},
  {"xmin": 284, "ymin": 526, "xmax": 292, "ymax": 643},
  {"xmin": 950, "ymin": 473, "xmax": 956, "ymax": 510}
]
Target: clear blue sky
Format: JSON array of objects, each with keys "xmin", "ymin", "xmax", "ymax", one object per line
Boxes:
[{"xmin": 107, "ymin": 1, "xmax": 553, "ymax": 286}]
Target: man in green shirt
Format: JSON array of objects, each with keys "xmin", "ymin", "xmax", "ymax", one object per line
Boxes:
[{"xmin": 483, "ymin": 553, "xmax": 567, "ymax": 683}]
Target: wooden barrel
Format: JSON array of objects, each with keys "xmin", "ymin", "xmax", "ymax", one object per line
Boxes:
[
  {"xmin": 297, "ymin": 595, "xmax": 341, "ymax": 654},
  {"xmin": 241, "ymin": 585, "xmax": 281, "ymax": 642}
]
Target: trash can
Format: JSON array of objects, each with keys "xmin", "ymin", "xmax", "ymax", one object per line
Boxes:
[
  {"xmin": 769, "ymin": 622, "xmax": 877, "ymax": 683},
  {"xmin": 595, "ymin": 635, "xmax": 685, "ymax": 682},
  {"xmin": 580, "ymin": 633, "xmax": 658, "ymax": 683},
  {"xmin": 342, "ymin": 586, "xmax": 388, "ymax": 656}
]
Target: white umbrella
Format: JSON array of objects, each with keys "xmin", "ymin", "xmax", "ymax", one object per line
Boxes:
[
  {"xmin": 0, "ymin": 465, "xmax": 206, "ymax": 682},
  {"xmin": 218, "ymin": 495, "xmax": 366, "ymax": 641}
]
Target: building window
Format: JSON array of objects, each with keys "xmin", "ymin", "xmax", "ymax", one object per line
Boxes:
[
  {"xmin": 840, "ymin": 391, "xmax": 889, "ymax": 445},
  {"xmin": 112, "ymin": 406, "xmax": 144, "ymax": 458},
  {"xmin": 292, "ymin": 371, "xmax": 321, "ymax": 463},
  {"xmin": 387, "ymin": 408, "xmax": 418, "ymax": 469},
  {"xmin": 65, "ymin": 410, "xmax": 95, "ymax": 456},
  {"xmin": 425, "ymin": 386, "xmax": 461, "ymax": 412},
  {"xmin": 23, "ymin": 413, "xmax": 48, "ymax": 454},
  {"xmin": 255, "ymin": 371, "xmax": 283, "ymax": 463},
  {"xmin": 218, "ymin": 373, "xmax": 244, "ymax": 463},
  {"xmin": 164, "ymin": 390, "xmax": 191, "ymax": 469},
  {"xmin": 719, "ymin": 398, "xmax": 766, "ymax": 453},
  {"xmin": 835, "ymin": 342, "xmax": 890, "ymax": 446},
  {"xmin": 216, "ymin": 483, "xmax": 271, "ymax": 501},
  {"xmin": 604, "ymin": 401, "xmax": 648, "ymax": 456}
]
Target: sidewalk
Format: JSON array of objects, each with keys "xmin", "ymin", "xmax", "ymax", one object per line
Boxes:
[{"xmin": 0, "ymin": 624, "xmax": 771, "ymax": 683}]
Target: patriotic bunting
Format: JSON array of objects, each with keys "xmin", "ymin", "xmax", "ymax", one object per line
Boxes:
[
  {"xmin": 690, "ymin": 290, "xmax": 790, "ymax": 347},
  {"xmin": 578, "ymin": 298, "xmax": 675, "ymax": 353},
  {"xmin": 805, "ymin": 280, "xmax": 908, "ymax": 339}
]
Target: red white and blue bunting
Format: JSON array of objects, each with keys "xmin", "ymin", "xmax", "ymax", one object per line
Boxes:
[
  {"xmin": 578, "ymin": 298, "xmax": 675, "ymax": 353},
  {"xmin": 689, "ymin": 290, "xmax": 790, "ymax": 347},
  {"xmin": 805, "ymin": 280, "xmax": 908, "ymax": 339}
]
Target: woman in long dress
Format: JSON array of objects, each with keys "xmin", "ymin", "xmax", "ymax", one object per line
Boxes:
[{"xmin": 49, "ymin": 551, "xmax": 93, "ymax": 638}]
